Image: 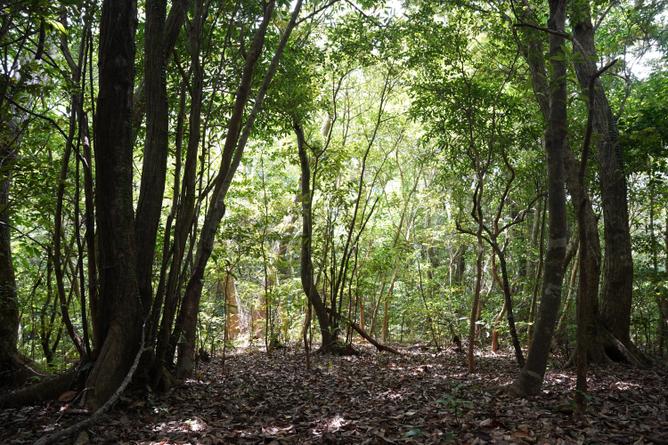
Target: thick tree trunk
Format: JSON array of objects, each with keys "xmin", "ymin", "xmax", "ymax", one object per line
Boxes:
[
  {"xmin": 569, "ymin": 3, "xmax": 633, "ymax": 345},
  {"xmin": 135, "ymin": 0, "xmax": 169, "ymax": 311},
  {"xmin": 295, "ymin": 123, "xmax": 335, "ymax": 350},
  {"xmin": 132, "ymin": 0, "xmax": 191, "ymax": 133},
  {"xmin": 86, "ymin": 0, "xmax": 142, "ymax": 410},
  {"xmin": 0, "ymin": 138, "xmax": 22, "ymax": 385},
  {"xmin": 515, "ymin": 0, "xmax": 568, "ymax": 396}
]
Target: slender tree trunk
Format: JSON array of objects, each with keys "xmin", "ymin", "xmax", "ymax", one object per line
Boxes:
[
  {"xmin": 295, "ymin": 122, "xmax": 335, "ymax": 349},
  {"xmin": 176, "ymin": 0, "xmax": 303, "ymax": 376},
  {"xmin": 515, "ymin": 0, "xmax": 568, "ymax": 395},
  {"xmin": 468, "ymin": 224, "xmax": 485, "ymax": 372},
  {"xmin": 85, "ymin": 0, "xmax": 142, "ymax": 410},
  {"xmin": 514, "ymin": 1, "xmax": 609, "ymax": 364},
  {"xmin": 490, "ymin": 254, "xmax": 506, "ymax": 353},
  {"xmin": 496, "ymin": 249, "xmax": 525, "ymax": 367},
  {"xmin": 175, "ymin": 1, "xmax": 276, "ymax": 376},
  {"xmin": 527, "ymin": 197, "xmax": 546, "ymax": 342},
  {"xmin": 53, "ymin": 105, "xmax": 86, "ymax": 358},
  {"xmin": 662, "ymin": 210, "xmax": 668, "ymax": 357},
  {"xmin": 153, "ymin": 13, "xmax": 203, "ymax": 381},
  {"xmin": 575, "ymin": 61, "xmax": 609, "ymax": 410}
]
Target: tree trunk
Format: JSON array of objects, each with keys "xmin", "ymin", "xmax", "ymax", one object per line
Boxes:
[
  {"xmin": 515, "ymin": 0, "xmax": 568, "ymax": 396},
  {"xmin": 135, "ymin": 0, "xmax": 169, "ymax": 311},
  {"xmin": 152, "ymin": 11, "xmax": 203, "ymax": 382},
  {"xmin": 514, "ymin": 0, "xmax": 617, "ymax": 365},
  {"xmin": 662, "ymin": 211, "xmax": 668, "ymax": 357},
  {"xmin": 85, "ymin": 0, "xmax": 142, "ymax": 410},
  {"xmin": 295, "ymin": 122, "xmax": 335, "ymax": 350},
  {"xmin": 131, "ymin": 0, "xmax": 191, "ymax": 134},
  {"xmin": 496, "ymin": 249, "xmax": 525, "ymax": 367},
  {"xmin": 569, "ymin": 3, "xmax": 634, "ymax": 345},
  {"xmin": 467, "ymin": 221, "xmax": 485, "ymax": 372},
  {"xmin": 175, "ymin": 0, "xmax": 276, "ymax": 377},
  {"xmin": 0, "ymin": 136, "xmax": 22, "ymax": 385},
  {"xmin": 527, "ymin": 197, "xmax": 546, "ymax": 343},
  {"xmin": 176, "ymin": 0, "xmax": 303, "ymax": 376}
]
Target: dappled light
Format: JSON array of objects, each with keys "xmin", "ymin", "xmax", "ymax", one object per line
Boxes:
[
  {"xmin": 2, "ymin": 347, "xmax": 667, "ymax": 443},
  {"xmin": 1, "ymin": 0, "xmax": 667, "ymax": 443}
]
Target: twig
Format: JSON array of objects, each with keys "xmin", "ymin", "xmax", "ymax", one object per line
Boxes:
[
  {"xmin": 3, "ymin": 96, "xmax": 68, "ymax": 140},
  {"xmin": 296, "ymin": 0, "xmax": 342, "ymax": 25}
]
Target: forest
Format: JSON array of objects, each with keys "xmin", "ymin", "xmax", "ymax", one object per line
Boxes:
[{"xmin": 0, "ymin": 0, "xmax": 667, "ymax": 443}]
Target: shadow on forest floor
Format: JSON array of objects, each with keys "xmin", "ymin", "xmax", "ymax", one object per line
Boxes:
[{"xmin": 1, "ymin": 345, "xmax": 667, "ymax": 444}]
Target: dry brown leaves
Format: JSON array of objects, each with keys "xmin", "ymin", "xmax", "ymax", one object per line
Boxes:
[{"xmin": 1, "ymin": 345, "xmax": 667, "ymax": 444}]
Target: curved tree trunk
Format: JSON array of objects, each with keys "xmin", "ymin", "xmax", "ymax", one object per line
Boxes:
[{"xmin": 295, "ymin": 123, "xmax": 335, "ymax": 350}]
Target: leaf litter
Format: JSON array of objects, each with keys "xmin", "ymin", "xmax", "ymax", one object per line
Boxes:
[{"xmin": 1, "ymin": 345, "xmax": 667, "ymax": 444}]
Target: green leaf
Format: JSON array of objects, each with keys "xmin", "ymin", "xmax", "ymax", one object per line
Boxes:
[{"xmin": 46, "ymin": 18, "xmax": 68, "ymax": 35}]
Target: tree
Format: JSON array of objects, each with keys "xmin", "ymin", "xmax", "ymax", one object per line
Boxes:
[
  {"xmin": 515, "ymin": 0, "xmax": 569, "ymax": 396},
  {"xmin": 176, "ymin": 0, "xmax": 303, "ymax": 377},
  {"xmin": 295, "ymin": 122, "xmax": 337, "ymax": 350},
  {"xmin": 85, "ymin": 0, "xmax": 143, "ymax": 409},
  {"xmin": 569, "ymin": 0, "xmax": 636, "ymax": 350}
]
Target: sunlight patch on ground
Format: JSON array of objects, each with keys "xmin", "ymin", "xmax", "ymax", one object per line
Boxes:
[
  {"xmin": 611, "ymin": 381, "xmax": 641, "ymax": 391},
  {"xmin": 261, "ymin": 424, "xmax": 296, "ymax": 436},
  {"xmin": 151, "ymin": 416, "xmax": 208, "ymax": 434},
  {"xmin": 311, "ymin": 415, "xmax": 348, "ymax": 436}
]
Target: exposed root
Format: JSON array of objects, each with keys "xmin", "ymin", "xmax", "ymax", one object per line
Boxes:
[
  {"xmin": 318, "ymin": 340, "xmax": 360, "ymax": 356},
  {"xmin": 347, "ymin": 320, "xmax": 401, "ymax": 354},
  {"xmin": 0, "ymin": 354, "xmax": 46, "ymax": 389},
  {"xmin": 0, "ymin": 366, "xmax": 79, "ymax": 408},
  {"xmin": 598, "ymin": 327, "xmax": 651, "ymax": 367},
  {"xmin": 33, "ymin": 328, "xmax": 150, "ymax": 445},
  {"xmin": 562, "ymin": 324, "xmax": 652, "ymax": 368}
]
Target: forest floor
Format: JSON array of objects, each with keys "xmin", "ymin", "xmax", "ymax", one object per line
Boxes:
[{"xmin": 1, "ymin": 344, "xmax": 667, "ymax": 444}]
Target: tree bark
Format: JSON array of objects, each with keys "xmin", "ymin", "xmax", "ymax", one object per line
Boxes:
[
  {"xmin": 569, "ymin": 2, "xmax": 634, "ymax": 345},
  {"xmin": 0, "ymin": 133, "xmax": 21, "ymax": 385},
  {"xmin": 662, "ymin": 211, "xmax": 668, "ymax": 357},
  {"xmin": 132, "ymin": 0, "xmax": 191, "ymax": 133},
  {"xmin": 85, "ymin": 0, "xmax": 142, "ymax": 409},
  {"xmin": 152, "ymin": 10, "xmax": 204, "ymax": 381},
  {"xmin": 515, "ymin": 0, "xmax": 568, "ymax": 396},
  {"xmin": 176, "ymin": 0, "xmax": 304, "ymax": 377},
  {"xmin": 295, "ymin": 122, "xmax": 335, "ymax": 350},
  {"xmin": 135, "ymin": 0, "xmax": 169, "ymax": 311},
  {"xmin": 175, "ymin": 1, "xmax": 276, "ymax": 377},
  {"xmin": 514, "ymin": 1, "xmax": 611, "ymax": 364}
]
